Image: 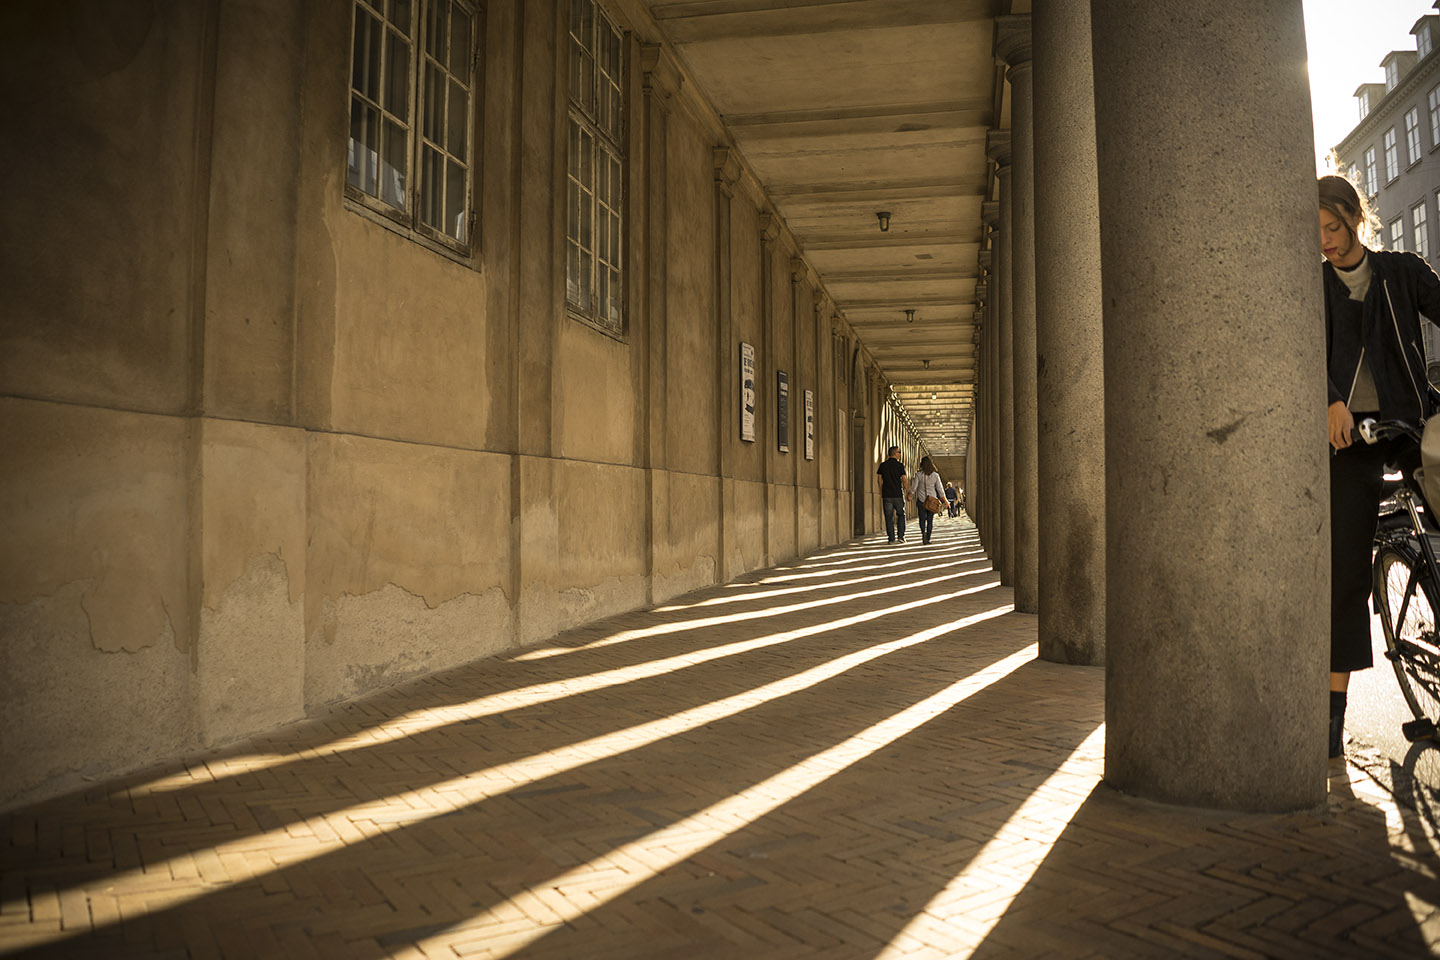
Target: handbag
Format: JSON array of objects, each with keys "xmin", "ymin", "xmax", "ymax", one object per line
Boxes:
[{"xmin": 923, "ymin": 495, "xmax": 945, "ymax": 513}]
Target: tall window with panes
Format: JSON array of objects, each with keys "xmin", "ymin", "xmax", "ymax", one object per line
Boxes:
[
  {"xmin": 347, "ymin": 0, "xmax": 478, "ymax": 252},
  {"xmin": 565, "ymin": 0, "xmax": 625, "ymax": 334},
  {"xmin": 1431, "ymin": 86, "xmax": 1440, "ymax": 149},
  {"xmin": 1407, "ymin": 107, "xmax": 1423, "ymax": 165},
  {"xmin": 1387, "ymin": 60, "xmax": 1400, "ymax": 91},
  {"xmin": 1365, "ymin": 146, "xmax": 1378, "ymax": 196},
  {"xmin": 1385, "ymin": 127, "xmax": 1400, "ymax": 181},
  {"xmin": 1416, "ymin": 203, "xmax": 1431, "ymax": 260},
  {"xmin": 1391, "ymin": 217, "xmax": 1406, "ymax": 252},
  {"xmin": 1421, "ymin": 24, "xmax": 1433, "ymax": 59}
]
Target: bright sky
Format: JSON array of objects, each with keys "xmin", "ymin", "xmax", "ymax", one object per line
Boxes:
[{"xmin": 1305, "ymin": 0, "xmax": 1436, "ymax": 173}]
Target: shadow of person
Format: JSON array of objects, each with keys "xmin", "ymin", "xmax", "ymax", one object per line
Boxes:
[{"xmin": 965, "ymin": 761, "xmax": 1440, "ymax": 959}]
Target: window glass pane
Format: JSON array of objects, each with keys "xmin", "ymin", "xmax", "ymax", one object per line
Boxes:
[
  {"xmin": 579, "ymin": 251, "xmax": 593, "ymax": 312},
  {"xmin": 446, "ymin": 159, "xmax": 466, "ymax": 240},
  {"xmin": 581, "ymin": 50, "xmax": 595, "ymax": 115},
  {"xmin": 348, "ymin": 99, "xmax": 380, "ymax": 195},
  {"xmin": 389, "ymin": 0, "xmax": 412, "ymax": 36},
  {"xmin": 447, "ymin": 81, "xmax": 467, "ymax": 159},
  {"xmin": 426, "ymin": 0, "xmax": 449, "ymax": 61},
  {"xmin": 382, "ymin": 118, "xmax": 407, "ymax": 209},
  {"xmin": 450, "ymin": 7, "xmax": 471, "ymax": 75},
  {"xmin": 353, "ymin": 7, "xmax": 382, "ymax": 102},
  {"xmin": 567, "ymin": 243, "xmax": 581, "ymax": 304},
  {"xmin": 384, "ymin": 29, "xmax": 409, "ymax": 115},
  {"xmin": 420, "ymin": 144, "xmax": 442, "ymax": 229},
  {"xmin": 572, "ymin": 0, "xmax": 592, "ymax": 52},
  {"xmin": 424, "ymin": 62, "xmax": 442, "ymax": 143},
  {"xmin": 597, "ymin": 264, "xmax": 609, "ymax": 319}
]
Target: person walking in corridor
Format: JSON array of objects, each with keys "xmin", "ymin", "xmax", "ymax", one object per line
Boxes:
[
  {"xmin": 911, "ymin": 456, "xmax": 947, "ymax": 545},
  {"xmin": 1319, "ymin": 173, "xmax": 1440, "ymax": 758},
  {"xmin": 876, "ymin": 446, "xmax": 909, "ymax": 543}
]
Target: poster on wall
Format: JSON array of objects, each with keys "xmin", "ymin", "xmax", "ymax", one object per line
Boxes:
[
  {"xmin": 740, "ymin": 342, "xmax": 756, "ymax": 442},
  {"xmin": 804, "ymin": 390, "xmax": 815, "ymax": 460},
  {"xmin": 777, "ymin": 370, "xmax": 790, "ymax": 453}
]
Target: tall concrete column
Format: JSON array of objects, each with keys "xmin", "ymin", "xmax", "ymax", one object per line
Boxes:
[
  {"xmin": 987, "ymin": 131, "xmax": 1015, "ymax": 586},
  {"xmin": 1031, "ymin": 2, "xmax": 1104, "ymax": 664},
  {"xmin": 979, "ymin": 208, "xmax": 999, "ymax": 561},
  {"xmin": 1091, "ymin": 0, "xmax": 1327, "ymax": 811},
  {"xmin": 997, "ymin": 16, "xmax": 1038, "ymax": 614}
]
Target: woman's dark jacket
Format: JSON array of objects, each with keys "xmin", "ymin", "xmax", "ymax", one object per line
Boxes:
[{"xmin": 1324, "ymin": 249, "xmax": 1440, "ymax": 422}]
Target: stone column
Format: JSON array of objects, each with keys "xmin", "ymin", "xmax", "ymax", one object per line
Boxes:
[
  {"xmin": 1091, "ymin": 0, "xmax": 1327, "ymax": 811},
  {"xmin": 979, "ymin": 208, "xmax": 999, "ymax": 560},
  {"xmin": 1031, "ymin": 2, "xmax": 1104, "ymax": 664},
  {"xmin": 997, "ymin": 16, "xmax": 1039, "ymax": 614},
  {"xmin": 986, "ymin": 132, "xmax": 1015, "ymax": 586},
  {"xmin": 760, "ymin": 212, "xmax": 780, "ymax": 567},
  {"xmin": 641, "ymin": 45, "xmax": 682, "ymax": 603}
]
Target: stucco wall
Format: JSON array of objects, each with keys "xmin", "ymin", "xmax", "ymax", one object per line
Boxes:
[{"xmin": 0, "ymin": 0, "xmax": 907, "ymax": 809}]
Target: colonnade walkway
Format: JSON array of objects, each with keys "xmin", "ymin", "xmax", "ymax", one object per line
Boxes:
[{"xmin": 3, "ymin": 518, "xmax": 1440, "ymax": 959}]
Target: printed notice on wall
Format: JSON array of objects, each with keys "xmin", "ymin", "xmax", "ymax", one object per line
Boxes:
[
  {"xmin": 804, "ymin": 389, "xmax": 815, "ymax": 460},
  {"xmin": 777, "ymin": 370, "xmax": 790, "ymax": 453},
  {"xmin": 740, "ymin": 342, "xmax": 756, "ymax": 442}
]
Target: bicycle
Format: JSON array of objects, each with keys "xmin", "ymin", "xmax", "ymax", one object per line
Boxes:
[{"xmin": 1357, "ymin": 417, "xmax": 1440, "ymax": 743}]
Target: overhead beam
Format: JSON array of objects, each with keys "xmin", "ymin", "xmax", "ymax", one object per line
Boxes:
[{"xmin": 651, "ymin": 0, "xmax": 993, "ymax": 42}]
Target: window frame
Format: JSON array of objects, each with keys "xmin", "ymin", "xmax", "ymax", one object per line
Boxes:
[
  {"xmin": 1415, "ymin": 201, "xmax": 1430, "ymax": 260},
  {"xmin": 1391, "ymin": 216, "xmax": 1406, "ymax": 252},
  {"xmin": 1407, "ymin": 107, "xmax": 1423, "ymax": 165},
  {"xmin": 1385, "ymin": 127, "xmax": 1400, "ymax": 182},
  {"xmin": 563, "ymin": 0, "xmax": 629, "ymax": 338},
  {"xmin": 1421, "ymin": 24, "xmax": 1433, "ymax": 60},
  {"xmin": 1365, "ymin": 146, "xmax": 1378, "ymax": 196},
  {"xmin": 344, "ymin": 0, "xmax": 484, "ymax": 261},
  {"xmin": 1387, "ymin": 60, "xmax": 1400, "ymax": 91}
]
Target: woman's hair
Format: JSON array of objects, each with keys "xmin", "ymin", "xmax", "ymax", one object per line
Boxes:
[
  {"xmin": 1318, "ymin": 174, "xmax": 1377, "ymax": 247},
  {"xmin": 920, "ymin": 456, "xmax": 935, "ymax": 475}
]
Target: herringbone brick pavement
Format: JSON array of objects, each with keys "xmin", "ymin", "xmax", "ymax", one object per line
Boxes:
[{"xmin": 2, "ymin": 517, "xmax": 1439, "ymax": 958}]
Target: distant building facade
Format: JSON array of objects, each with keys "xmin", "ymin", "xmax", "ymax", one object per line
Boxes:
[{"xmin": 1335, "ymin": 6, "xmax": 1440, "ymax": 379}]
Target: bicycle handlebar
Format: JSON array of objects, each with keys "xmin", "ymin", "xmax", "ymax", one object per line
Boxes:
[{"xmin": 1351, "ymin": 418, "xmax": 1423, "ymax": 445}]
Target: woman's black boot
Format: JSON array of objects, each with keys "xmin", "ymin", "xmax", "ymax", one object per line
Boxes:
[{"xmin": 1329, "ymin": 691, "xmax": 1347, "ymax": 759}]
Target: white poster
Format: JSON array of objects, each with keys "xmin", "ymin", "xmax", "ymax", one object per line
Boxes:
[
  {"xmin": 804, "ymin": 389, "xmax": 815, "ymax": 460},
  {"xmin": 740, "ymin": 342, "xmax": 756, "ymax": 442}
]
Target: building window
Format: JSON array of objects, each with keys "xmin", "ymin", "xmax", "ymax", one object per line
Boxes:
[
  {"xmin": 1387, "ymin": 60, "xmax": 1400, "ymax": 91},
  {"xmin": 1430, "ymin": 86, "xmax": 1440, "ymax": 147},
  {"xmin": 1359, "ymin": 91, "xmax": 1371, "ymax": 120},
  {"xmin": 1416, "ymin": 203, "xmax": 1431, "ymax": 259},
  {"xmin": 1408, "ymin": 107, "xmax": 1423, "ymax": 164},
  {"xmin": 1392, "ymin": 217, "xmax": 1406, "ymax": 252},
  {"xmin": 565, "ymin": 0, "xmax": 626, "ymax": 335},
  {"xmin": 1365, "ymin": 146, "xmax": 1378, "ymax": 196},
  {"xmin": 1385, "ymin": 127, "xmax": 1400, "ymax": 181},
  {"xmin": 1421, "ymin": 24, "xmax": 1433, "ymax": 59},
  {"xmin": 346, "ymin": 0, "xmax": 478, "ymax": 252}
]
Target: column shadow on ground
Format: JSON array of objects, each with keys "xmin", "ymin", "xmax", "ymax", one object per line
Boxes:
[
  {"xmin": 965, "ymin": 766, "xmax": 1440, "ymax": 959},
  {"xmin": 4, "ymin": 545, "xmax": 1021, "ymax": 957}
]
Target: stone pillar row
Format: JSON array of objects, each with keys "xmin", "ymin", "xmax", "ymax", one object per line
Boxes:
[{"xmin": 990, "ymin": 2, "xmax": 1325, "ymax": 812}]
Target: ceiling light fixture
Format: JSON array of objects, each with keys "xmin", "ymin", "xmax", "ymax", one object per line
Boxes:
[{"xmin": 877, "ymin": 211, "xmax": 891, "ymax": 232}]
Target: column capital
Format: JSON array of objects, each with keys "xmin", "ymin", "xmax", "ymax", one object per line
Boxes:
[
  {"xmin": 759, "ymin": 212, "xmax": 781, "ymax": 244},
  {"xmin": 981, "ymin": 200, "xmax": 999, "ymax": 227},
  {"xmin": 713, "ymin": 147, "xmax": 742, "ymax": 192},
  {"xmin": 974, "ymin": 281, "xmax": 988, "ymax": 303},
  {"xmin": 986, "ymin": 129, "xmax": 1012, "ymax": 167},
  {"xmin": 790, "ymin": 256, "xmax": 809, "ymax": 284},
  {"xmin": 994, "ymin": 15, "xmax": 1032, "ymax": 68},
  {"xmin": 640, "ymin": 44, "xmax": 684, "ymax": 101},
  {"xmin": 978, "ymin": 249, "xmax": 992, "ymax": 270}
]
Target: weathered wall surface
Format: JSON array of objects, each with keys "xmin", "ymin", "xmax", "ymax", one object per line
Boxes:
[{"xmin": 0, "ymin": 0, "xmax": 914, "ymax": 809}]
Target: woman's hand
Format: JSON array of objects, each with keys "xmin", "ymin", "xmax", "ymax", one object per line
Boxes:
[{"xmin": 1328, "ymin": 400, "xmax": 1354, "ymax": 450}]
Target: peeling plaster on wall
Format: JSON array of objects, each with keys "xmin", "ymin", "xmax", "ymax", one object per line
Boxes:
[
  {"xmin": 304, "ymin": 581, "xmax": 513, "ymax": 706},
  {"xmin": 197, "ymin": 553, "xmax": 304, "ymax": 745},
  {"xmin": 653, "ymin": 555, "xmax": 718, "ymax": 606},
  {"xmin": 1, "ymin": 582, "xmax": 194, "ymax": 808},
  {"xmin": 79, "ymin": 573, "xmax": 176, "ymax": 653},
  {"xmin": 553, "ymin": 574, "xmax": 648, "ymax": 635}
]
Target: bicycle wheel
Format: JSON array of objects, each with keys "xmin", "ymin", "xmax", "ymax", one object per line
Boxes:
[{"xmin": 1373, "ymin": 543, "xmax": 1440, "ymax": 740}]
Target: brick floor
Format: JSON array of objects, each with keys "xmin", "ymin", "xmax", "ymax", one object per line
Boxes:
[{"xmin": 3, "ymin": 518, "xmax": 1440, "ymax": 958}]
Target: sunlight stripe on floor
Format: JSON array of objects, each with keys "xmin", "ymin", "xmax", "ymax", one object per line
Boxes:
[
  {"xmin": 874, "ymin": 725, "xmax": 1106, "ymax": 958},
  {"xmin": 135, "ymin": 579, "xmax": 1001, "ymax": 795},
  {"xmin": 5, "ymin": 605, "xmax": 1016, "ymax": 950},
  {"xmin": 462, "ymin": 642, "xmax": 1040, "ymax": 960}
]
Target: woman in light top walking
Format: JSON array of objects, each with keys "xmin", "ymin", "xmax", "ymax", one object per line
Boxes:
[{"xmin": 911, "ymin": 456, "xmax": 947, "ymax": 545}]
